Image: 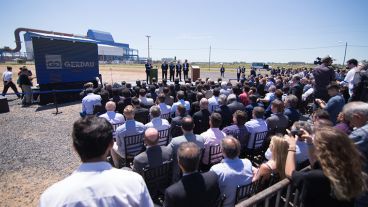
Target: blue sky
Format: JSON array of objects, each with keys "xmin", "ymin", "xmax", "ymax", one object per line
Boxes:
[{"xmin": 1, "ymin": 0, "xmax": 368, "ymax": 63}]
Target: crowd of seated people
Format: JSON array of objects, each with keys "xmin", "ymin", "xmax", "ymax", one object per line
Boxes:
[{"xmin": 41, "ymin": 58, "xmax": 368, "ymax": 207}]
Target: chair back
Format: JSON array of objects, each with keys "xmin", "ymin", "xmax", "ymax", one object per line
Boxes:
[
  {"xmin": 160, "ymin": 112, "xmax": 171, "ymax": 120},
  {"xmin": 208, "ymin": 144, "xmax": 223, "ymax": 165},
  {"xmin": 252, "ymin": 131, "xmax": 268, "ymax": 150},
  {"xmin": 211, "ymin": 104, "xmax": 219, "ymax": 112},
  {"xmin": 124, "ymin": 133, "xmax": 144, "ymax": 159},
  {"xmin": 142, "ymin": 160, "xmax": 173, "ymax": 203},
  {"xmin": 111, "ymin": 123, "xmax": 123, "ymax": 140},
  {"xmin": 157, "ymin": 128, "xmax": 171, "ymax": 146},
  {"xmin": 235, "ymin": 178, "xmax": 263, "ymax": 204}
]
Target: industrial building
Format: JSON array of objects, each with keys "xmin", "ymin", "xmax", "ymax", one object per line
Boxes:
[{"xmin": 23, "ymin": 29, "xmax": 138, "ymax": 62}]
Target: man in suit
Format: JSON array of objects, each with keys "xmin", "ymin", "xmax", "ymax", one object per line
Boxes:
[
  {"xmin": 145, "ymin": 60, "xmax": 152, "ymax": 84},
  {"xmin": 193, "ymin": 98, "xmax": 211, "ymax": 134},
  {"xmin": 164, "ymin": 142, "xmax": 220, "ymax": 207},
  {"xmin": 170, "ymin": 104, "xmax": 187, "ymax": 138},
  {"xmin": 169, "ymin": 61, "xmax": 175, "ymax": 82},
  {"xmin": 214, "ymin": 94, "xmax": 232, "ymax": 129},
  {"xmin": 227, "ymin": 94, "xmax": 245, "ymax": 115},
  {"xmin": 183, "ymin": 59, "xmax": 190, "ymax": 80},
  {"xmin": 176, "ymin": 61, "xmax": 182, "ymax": 81},
  {"xmin": 220, "ymin": 64, "xmax": 225, "ymax": 77},
  {"xmin": 236, "ymin": 66, "xmax": 241, "ymax": 82},
  {"xmin": 133, "ymin": 128, "xmax": 172, "ymax": 174},
  {"xmin": 161, "ymin": 61, "xmax": 168, "ymax": 81},
  {"xmin": 169, "ymin": 116, "xmax": 205, "ymax": 182}
]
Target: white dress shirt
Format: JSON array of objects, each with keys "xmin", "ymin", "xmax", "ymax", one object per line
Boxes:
[
  {"xmin": 171, "ymin": 99, "xmax": 190, "ymax": 113},
  {"xmin": 158, "ymin": 103, "xmax": 171, "ymax": 115},
  {"xmin": 201, "ymin": 128, "xmax": 226, "ymax": 164},
  {"xmin": 2, "ymin": 70, "xmax": 12, "ymax": 82},
  {"xmin": 82, "ymin": 93, "xmax": 102, "ymax": 115},
  {"xmin": 99, "ymin": 111, "xmax": 125, "ymax": 124},
  {"xmin": 208, "ymin": 96, "xmax": 219, "ymax": 113},
  {"xmin": 343, "ymin": 67, "xmax": 358, "ymax": 96},
  {"xmin": 39, "ymin": 162, "xmax": 153, "ymax": 207},
  {"xmin": 145, "ymin": 117, "xmax": 170, "ymax": 131},
  {"xmin": 245, "ymin": 119, "xmax": 268, "ymax": 149},
  {"xmin": 139, "ymin": 96, "xmax": 154, "ymax": 106}
]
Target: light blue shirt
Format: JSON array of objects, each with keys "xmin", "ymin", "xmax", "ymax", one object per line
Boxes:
[
  {"xmin": 208, "ymin": 96, "xmax": 219, "ymax": 113},
  {"xmin": 210, "ymin": 158, "xmax": 253, "ymax": 207},
  {"xmin": 99, "ymin": 111, "xmax": 125, "ymax": 124},
  {"xmin": 145, "ymin": 117, "xmax": 170, "ymax": 131},
  {"xmin": 171, "ymin": 99, "xmax": 190, "ymax": 114},
  {"xmin": 82, "ymin": 93, "xmax": 102, "ymax": 115},
  {"xmin": 116, "ymin": 120, "xmax": 146, "ymax": 155},
  {"xmin": 245, "ymin": 119, "xmax": 268, "ymax": 148}
]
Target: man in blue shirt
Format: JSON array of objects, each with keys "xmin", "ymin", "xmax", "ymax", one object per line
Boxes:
[
  {"xmin": 315, "ymin": 83, "xmax": 345, "ymax": 125},
  {"xmin": 210, "ymin": 136, "xmax": 255, "ymax": 207},
  {"xmin": 111, "ymin": 105, "xmax": 146, "ymax": 168}
]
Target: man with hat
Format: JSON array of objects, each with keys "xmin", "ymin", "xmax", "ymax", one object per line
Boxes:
[
  {"xmin": 2, "ymin": 66, "xmax": 21, "ymax": 98},
  {"xmin": 312, "ymin": 55, "xmax": 336, "ymax": 102}
]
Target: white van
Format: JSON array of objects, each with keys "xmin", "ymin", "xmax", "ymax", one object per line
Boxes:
[{"xmin": 251, "ymin": 62, "xmax": 269, "ymax": 70}]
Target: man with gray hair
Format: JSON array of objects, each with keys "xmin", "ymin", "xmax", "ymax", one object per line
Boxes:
[
  {"xmin": 99, "ymin": 101, "xmax": 125, "ymax": 124},
  {"xmin": 193, "ymin": 98, "xmax": 211, "ymax": 134},
  {"xmin": 145, "ymin": 105, "xmax": 170, "ymax": 131},
  {"xmin": 215, "ymin": 94, "xmax": 232, "ymax": 128},
  {"xmin": 227, "ymin": 93, "xmax": 245, "ymax": 115},
  {"xmin": 343, "ymin": 101, "xmax": 368, "ymax": 207},
  {"xmin": 210, "ymin": 136, "xmax": 255, "ymax": 207}
]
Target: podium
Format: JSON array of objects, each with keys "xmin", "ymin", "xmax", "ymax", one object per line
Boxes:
[{"xmin": 191, "ymin": 66, "xmax": 200, "ymax": 81}]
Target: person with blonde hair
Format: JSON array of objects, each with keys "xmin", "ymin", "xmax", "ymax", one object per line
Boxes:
[
  {"xmin": 253, "ymin": 135, "xmax": 289, "ymax": 181},
  {"xmin": 285, "ymin": 127, "xmax": 367, "ymax": 207}
]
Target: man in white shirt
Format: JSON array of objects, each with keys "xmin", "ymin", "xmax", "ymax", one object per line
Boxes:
[
  {"xmin": 145, "ymin": 105, "xmax": 170, "ymax": 131},
  {"xmin": 208, "ymin": 88, "xmax": 220, "ymax": 113},
  {"xmin": 343, "ymin": 58, "xmax": 359, "ymax": 97},
  {"xmin": 245, "ymin": 107, "xmax": 268, "ymax": 149},
  {"xmin": 171, "ymin": 90, "xmax": 190, "ymax": 114},
  {"xmin": 210, "ymin": 136, "xmax": 255, "ymax": 207},
  {"xmin": 156, "ymin": 93, "xmax": 171, "ymax": 117},
  {"xmin": 99, "ymin": 101, "xmax": 125, "ymax": 124},
  {"xmin": 81, "ymin": 88, "xmax": 102, "ymax": 115},
  {"xmin": 139, "ymin": 88, "xmax": 154, "ymax": 106},
  {"xmin": 2, "ymin": 66, "xmax": 21, "ymax": 98},
  {"xmin": 201, "ymin": 112, "xmax": 226, "ymax": 165},
  {"xmin": 39, "ymin": 116, "xmax": 153, "ymax": 207}
]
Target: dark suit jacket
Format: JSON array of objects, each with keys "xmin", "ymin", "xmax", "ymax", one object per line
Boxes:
[
  {"xmin": 193, "ymin": 109, "xmax": 210, "ymax": 134},
  {"xmin": 190, "ymin": 101, "xmax": 200, "ymax": 116},
  {"xmin": 227, "ymin": 101, "xmax": 246, "ymax": 115},
  {"xmin": 164, "ymin": 171, "xmax": 220, "ymax": 207},
  {"xmin": 133, "ymin": 145, "xmax": 172, "ymax": 174},
  {"xmin": 215, "ymin": 105, "xmax": 232, "ymax": 129}
]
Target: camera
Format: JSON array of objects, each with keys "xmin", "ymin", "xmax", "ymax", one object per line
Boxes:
[
  {"xmin": 314, "ymin": 57, "xmax": 322, "ymax": 65},
  {"xmin": 291, "ymin": 129, "xmax": 303, "ymax": 137}
]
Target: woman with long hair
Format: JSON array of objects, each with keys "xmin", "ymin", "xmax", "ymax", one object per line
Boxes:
[
  {"xmin": 285, "ymin": 127, "xmax": 367, "ymax": 207},
  {"xmin": 253, "ymin": 135, "xmax": 288, "ymax": 182}
]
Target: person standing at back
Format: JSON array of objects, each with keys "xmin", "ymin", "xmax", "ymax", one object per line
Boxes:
[
  {"xmin": 176, "ymin": 60, "xmax": 182, "ymax": 81},
  {"xmin": 169, "ymin": 61, "xmax": 175, "ymax": 82},
  {"xmin": 220, "ymin": 64, "xmax": 225, "ymax": 77},
  {"xmin": 145, "ymin": 60, "xmax": 152, "ymax": 84},
  {"xmin": 313, "ymin": 56, "xmax": 336, "ymax": 102},
  {"xmin": 2, "ymin": 66, "xmax": 21, "ymax": 98},
  {"xmin": 183, "ymin": 59, "xmax": 190, "ymax": 80}
]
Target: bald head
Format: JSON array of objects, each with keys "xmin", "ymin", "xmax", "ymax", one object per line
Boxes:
[
  {"xmin": 199, "ymin": 98, "xmax": 209, "ymax": 110},
  {"xmin": 105, "ymin": 101, "xmax": 116, "ymax": 111},
  {"xmin": 221, "ymin": 136, "xmax": 241, "ymax": 159},
  {"xmin": 144, "ymin": 128, "xmax": 159, "ymax": 146}
]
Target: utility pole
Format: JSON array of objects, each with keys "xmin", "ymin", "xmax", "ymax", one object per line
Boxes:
[
  {"xmin": 145, "ymin": 35, "xmax": 151, "ymax": 61},
  {"xmin": 342, "ymin": 42, "xmax": 347, "ymax": 67},
  {"xmin": 209, "ymin": 45, "xmax": 211, "ymax": 71}
]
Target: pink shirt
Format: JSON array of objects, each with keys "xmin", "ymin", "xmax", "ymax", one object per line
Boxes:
[{"xmin": 201, "ymin": 128, "xmax": 226, "ymax": 164}]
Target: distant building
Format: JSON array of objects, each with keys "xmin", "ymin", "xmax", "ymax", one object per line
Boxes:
[
  {"xmin": 161, "ymin": 57, "xmax": 175, "ymax": 63},
  {"xmin": 24, "ymin": 29, "xmax": 139, "ymax": 62}
]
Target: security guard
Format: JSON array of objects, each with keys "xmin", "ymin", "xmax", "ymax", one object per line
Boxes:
[
  {"xmin": 183, "ymin": 59, "xmax": 190, "ymax": 80},
  {"xmin": 161, "ymin": 60, "xmax": 168, "ymax": 80},
  {"xmin": 176, "ymin": 60, "xmax": 182, "ymax": 81}
]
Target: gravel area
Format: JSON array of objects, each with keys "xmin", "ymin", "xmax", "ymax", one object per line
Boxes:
[{"xmin": 0, "ymin": 95, "xmax": 81, "ymax": 207}]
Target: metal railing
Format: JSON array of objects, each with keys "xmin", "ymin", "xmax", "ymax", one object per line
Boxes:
[{"xmin": 235, "ymin": 167, "xmax": 310, "ymax": 207}]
